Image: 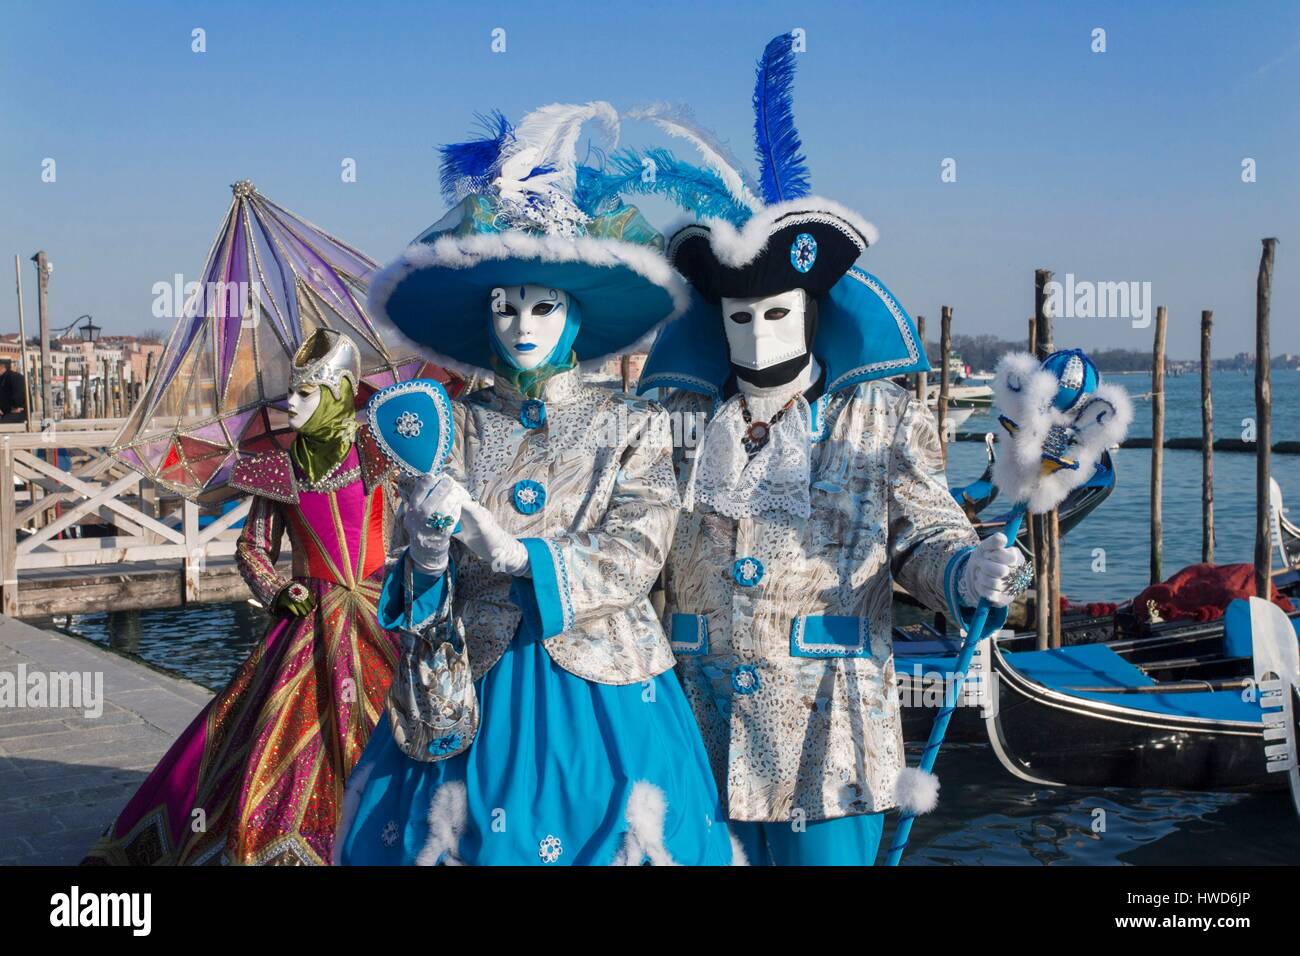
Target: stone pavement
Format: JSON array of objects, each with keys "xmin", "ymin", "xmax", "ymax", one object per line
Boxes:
[{"xmin": 0, "ymin": 615, "xmax": 213, "ymax": 865}]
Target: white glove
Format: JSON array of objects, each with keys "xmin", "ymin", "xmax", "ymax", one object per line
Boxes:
[
  {"xmin": 456, "ymin": 498, "xmax": 530, "ymax": 577},
  {"xmin": 400, "ymin": 474, "xmax": 470, "ymax": 575},
  {"xmin": 958, "ymin": 533, "xmax": 1027, "ymax": 608}
]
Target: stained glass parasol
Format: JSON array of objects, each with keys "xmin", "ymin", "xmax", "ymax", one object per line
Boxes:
[{"xmin": 112, "ymin": 181, "xmax": 459, "ymax": 503}]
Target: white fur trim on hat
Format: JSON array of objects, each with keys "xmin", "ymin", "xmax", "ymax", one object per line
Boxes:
[
  {"xmin": 666, "ymin": 195, "xmax": 880, "ymax": 272},
  {"xmin": 368, "ymin": 231, "xmax": 689, "ymax": 379}
]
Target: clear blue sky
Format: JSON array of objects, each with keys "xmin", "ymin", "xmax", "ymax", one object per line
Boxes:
[{"xmin": 2, "ymin": 0, "xmax": 1297, "ymax": 359}]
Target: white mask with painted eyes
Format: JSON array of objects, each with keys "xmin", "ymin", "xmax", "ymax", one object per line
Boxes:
[
  {"xmin": 720, "ymin": 289, "xmax": 809, "ymax": 372},
  {"xmin": 489, "ymin": 285, "xmax": 570, "ymax": 371},
  {"xmin": 287, "ymin": 384, "xmax": 322, "ymax": 430}
]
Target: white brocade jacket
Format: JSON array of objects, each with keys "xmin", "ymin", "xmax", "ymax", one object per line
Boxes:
[
  {"xmin": 660, "ymin": 379, "xmax": 980, "ymax": 823},
  {"xmin": 390, "ymin": 368, "xmax": 680, "ymax": 692}
]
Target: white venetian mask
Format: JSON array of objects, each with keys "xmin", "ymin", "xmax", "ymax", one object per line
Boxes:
[
  {"xmin": 490, "ymin": 284, "xmax": 571, "ymax": 371},
  {"xmin": 286, "ymin": 384, "xmax": 322, "ymax": 430},
  {"xmin": 720, "ymin": 289, "xmax": 809, "ymax": 372}
]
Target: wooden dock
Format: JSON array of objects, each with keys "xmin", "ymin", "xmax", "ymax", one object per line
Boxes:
[
  {"xmin": 10, "ymin": 555, "xmax": 286, "ymax": 620},
  {"xmin": 2, "ymin": 420, "xmax": 290, "ymax": 619},
  {"xmin": 0, "ymin": 614, "xmax": 212, "ymax": 865}
]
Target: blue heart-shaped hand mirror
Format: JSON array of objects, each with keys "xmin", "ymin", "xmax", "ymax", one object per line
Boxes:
[{"xmin": 367, "ymin": 378, "xmax": 454, "ymax": 478}]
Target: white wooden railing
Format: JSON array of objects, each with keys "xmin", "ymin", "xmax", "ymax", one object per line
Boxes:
[{"xmin": 0, "ymin": 420, "xmax": 252, "ymax": 617}]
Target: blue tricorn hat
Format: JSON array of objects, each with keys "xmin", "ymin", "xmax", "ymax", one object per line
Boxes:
[
  {"xmin": 367, "ymin": 378, "xmax": 454, "ymax": 478},
  {"xmin": 370, "ymin": 103, "xmax": 689, "ymax": 379},
  {"xmin": 607, "ymin": 34, "xmax": 923, "ymax": 398}
]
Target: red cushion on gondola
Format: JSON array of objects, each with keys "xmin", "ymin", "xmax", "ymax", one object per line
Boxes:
[{"xmin": 1124, "ymin": 563, "xmax": 1294, "ymax": 623}]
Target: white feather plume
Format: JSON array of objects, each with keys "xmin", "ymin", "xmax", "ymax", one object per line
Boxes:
[
  {"xmin": 626, "ymin": 102, "xmax": 765, "ymax": 213},
  {"xmin": 499, "ymin": 101, "xmax": 619, "ymax": 197}
]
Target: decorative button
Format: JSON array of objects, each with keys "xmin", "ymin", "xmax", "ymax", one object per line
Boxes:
[
  {"xmin": 732, "ymin": 557, "xmax": 764, "ymax": 587},
  {"xmin": 731, "ymin": 664, "xmax": 761, "ymax": 695},
  {"xmin": 790, "ymin": 232, "xmax": 817, "ymax": 273},
  {"xmin": 381, "ymin": 820, "xmax": 399, "ymax": 847},
  {"xmin": 513, "ymin": 480, "xmax": 546, "ymax": 514},
  {"xmin": 426, "ymin": 732, "xmax": 462, "ymax": 757},
  {"xmin": 539, "ymin": 834, "xmax": 563, "ymax": 864},
  {"xmin": 519, "ymin": 399, "xmax": 546, "ymax": 430},
  {"xmin": 394, "ymin": 410, "xmax": 424, "ymax": 438}
]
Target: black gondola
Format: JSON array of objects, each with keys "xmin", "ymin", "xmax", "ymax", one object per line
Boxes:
[{"xmin": 985, "ymin": 591, "xmax": 1300, "ymax": 814}]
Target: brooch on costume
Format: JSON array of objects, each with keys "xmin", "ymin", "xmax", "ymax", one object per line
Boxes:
[
  {"xmin": 738, "ymin": 393, "xmax": 796, "ymax": 455},
  {"xmin": 395, "ymin": 410, "xmax": 424, "ymax": 439},
  {"xmin": 790, "ymin": 232, "xmax": 817, "ymax": 273},
  {"xmin": 731, "ymin": 664, "xmax": 761, "ymax": 695},
  {"xmin": 519, "ymin": 398, "xmax": 546, "ymax": 430},
  {"xmin": 513, "ymin": 479, "xmax": 547, "ymax": 514},
  {"xmin": 732, "ymin": 556, "xmax": 765, "ymax": 587},
  {"xmin": 538, "ymin": 834, "xmax": 563, "ymax": 864}
]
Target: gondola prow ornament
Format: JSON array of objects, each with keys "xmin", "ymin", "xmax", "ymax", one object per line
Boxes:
[{"xmin": 885, "ymin": 348, "xmax": 1133, "ymax": 865}]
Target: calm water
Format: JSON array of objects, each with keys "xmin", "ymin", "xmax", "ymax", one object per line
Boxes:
[{"xmin": 42, "ymin": 369, "xmax": 1300, "ymax": 864}]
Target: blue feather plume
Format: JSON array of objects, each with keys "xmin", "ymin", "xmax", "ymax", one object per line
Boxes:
[
  {"xmin": 752, "ymin": 33, "xmax": 810, "ymax": 204},
  {"xmin": 438, "ymin": 111, "xmax": 514, "ymax": 203},
  {"xmin": 575, "ymin": 149, "xmax": 753, "ymax": 225}
]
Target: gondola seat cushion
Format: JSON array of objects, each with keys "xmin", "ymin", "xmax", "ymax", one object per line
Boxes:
[{"xmin": 1006, "ymin": 644, "xmax": 1264, "ymax": 723}]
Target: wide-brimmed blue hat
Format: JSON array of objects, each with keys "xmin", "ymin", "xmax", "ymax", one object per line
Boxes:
[{"xmin": 370, "ymin": 103, "xmax": 689, "ymax": 378}]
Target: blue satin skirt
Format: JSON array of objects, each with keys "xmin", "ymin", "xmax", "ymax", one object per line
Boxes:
[{"xmin": 338, "ymin": 620, "xmax": 735, "ymax": 866}]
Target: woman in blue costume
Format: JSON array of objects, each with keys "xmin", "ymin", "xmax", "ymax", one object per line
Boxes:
[{"xmin": 337, "ymin": 102, "xmax": 736, "ymax": 866}]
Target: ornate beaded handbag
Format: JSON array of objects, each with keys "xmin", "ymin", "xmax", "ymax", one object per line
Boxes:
[{"xmin": 368, "ymin": 378, "xmax": 479, "ymax": 763}]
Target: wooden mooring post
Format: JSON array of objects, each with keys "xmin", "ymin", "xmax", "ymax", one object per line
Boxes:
[
  {"xmin": 32, "ymin": 251, "xmax": 53, "ymax": 426},
  {"xmin": 1026, "ymin": 315, "xmax": 1039, "ymax": 599},
  {"xmin": 1200, "ymin": 310, "xmax": 1214, "ymax": 564},
  {"xmin": 938, "ymin": 306, "xmax": 952, "ymax": 462},
  {"xmin": 914, "ymin": 315, "xmax": 927, "ymax": 403},
  {"xmin": 1033, "ymin": 269, "xmax": 1060, "ymax": 649},
  {"xmin": 13, "ymin": 255, "xmax": 34, "ymax": 433},
  {"xmin": 1255, "ymin": 238, "xmax": 1277, "ymax": 599},
  {"xmin": 1150, "ymin": 306, "xmax": 1167, "ymax": 584}
]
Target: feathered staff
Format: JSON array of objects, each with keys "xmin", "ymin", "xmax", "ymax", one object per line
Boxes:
[{"xmin": 885, "ymin": 348, "xmax": 1133, "ymax": 865}]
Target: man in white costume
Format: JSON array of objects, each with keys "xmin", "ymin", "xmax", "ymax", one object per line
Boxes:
[{"xmin": 637, "ymin": 33, "xmax": 1028, "ymax": 865}]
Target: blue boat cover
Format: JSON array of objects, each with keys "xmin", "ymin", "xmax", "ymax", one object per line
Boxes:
[{"xmin": 1006, "ymin": 643, "xmax": 1262, "ymax": 724}]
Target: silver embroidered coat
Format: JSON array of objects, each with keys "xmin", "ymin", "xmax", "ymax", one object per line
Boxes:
[
  {"xmin": 391, "ymin": 368, "xmax": 680, "ymax": 711},
  {"xmin": 660, "ymin": 379, "xmax": 979, "ymax": 822}
]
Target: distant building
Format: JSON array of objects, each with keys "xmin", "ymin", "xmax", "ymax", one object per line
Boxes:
[{"xmin": 0, "ymin": 332, "xmax": 165, "ymax": 416}]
